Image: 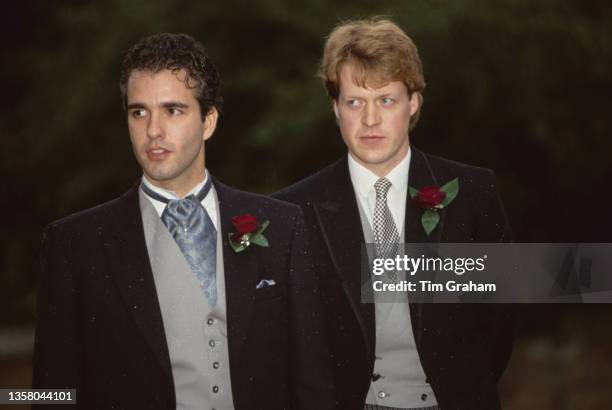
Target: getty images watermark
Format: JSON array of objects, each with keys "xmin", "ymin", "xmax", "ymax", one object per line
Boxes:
[
  {"xmin": 361, "ymin": 243, "xmax": 612, "ymax": 303},
  {"xmin": 371, "ymin": 253, "xmax": 494, "ymax": 293}
]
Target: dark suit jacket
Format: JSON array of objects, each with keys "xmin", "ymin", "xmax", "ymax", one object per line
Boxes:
[
  {"xmin": 273, "ymin": 147, "xmax": 514, "ymax": 410},
  {"xmin": 33, "ymin": 178, "xmax": 333, "ymax": 410}
]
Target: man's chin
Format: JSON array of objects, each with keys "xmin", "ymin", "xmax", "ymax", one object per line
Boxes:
[
  {"xmin": 352, "ymin": 151, "xmax": 391, "ymax": 167},
  {"xmin": 143, "ymin": 169, "xmax": 178, "ymax": 185}
]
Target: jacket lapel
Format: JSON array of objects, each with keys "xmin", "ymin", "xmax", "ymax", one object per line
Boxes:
[
  {"xmin": 405, "ymin": 147, "xmax": 446, "ymax": 244},
  {"xmin": 312, "ymin": 157, "xmax": 375, "ymax": 359},
  {"xmin": 312, "ymin": 150, "xmax": 449, "ymax": 360},
  {"xmin": 107, "ymin": 183, "xmax": 173, "ymax": 382},
  {"xmin": 213, "ymin": 178, "xmax": 261, "ymax": 364},
  {"xmin": 405, "ymin": 147, "xmax": 448, "ymax": 349}
]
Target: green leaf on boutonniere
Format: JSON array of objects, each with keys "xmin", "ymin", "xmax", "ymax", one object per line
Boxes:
[
  {"xmin": 249, "ymin": 232, "xmax": 269, "ymax": 247},
  {"xmin": 228, "ymin": 233, "xmax": 247, "ymax": 253},
  {"xmin": 409, "ymin": 186, "xmax": 419, "ymax": 199},
  {"xmin": 256, "ymin": 220, "xmax": 270, "ymax": 235},
  {"xmin": 422, "ymin": 209, "xmax": 440, "ymax": 235},
  {"xmin": 228, "ymin": 219, "xmax": 271, "ymax": 252},
  {"xmin": 439, "ymin": 177, "xmax": 459, "ymax": 207}
]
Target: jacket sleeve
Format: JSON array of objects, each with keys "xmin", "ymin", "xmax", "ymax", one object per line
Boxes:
[
  {"xmin": 288, "ymin": 209, "xmax": 334, "ymax": 410},
  {"xmin": 32, "ymin": 223, "xmax": 82, "ymax": 409}
]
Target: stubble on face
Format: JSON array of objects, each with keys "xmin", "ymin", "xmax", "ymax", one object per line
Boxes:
[{"xmin": 126, "ymin": 69, "xmax": 217, "ymax": 197}]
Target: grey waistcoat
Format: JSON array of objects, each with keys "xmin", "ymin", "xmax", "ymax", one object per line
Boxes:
[
  {"xmin": 140, "ymin": 188, "xmax": 236, "ymax": 410},
  {"xmin": 355, "ymin": 199, "xmax": 438, "ymax": 408}
]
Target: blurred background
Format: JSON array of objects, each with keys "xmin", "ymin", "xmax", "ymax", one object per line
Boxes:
[{"xmin": 1, "ymin": 0, "xmax": 611, "ymax": 408}]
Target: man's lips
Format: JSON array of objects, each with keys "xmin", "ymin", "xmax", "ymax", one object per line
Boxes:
[
  {"xmin": 360, "ymin": 134, "xmax": 385, "ymax": 143},
  {"xmin": 146, "ymin": 147, "xmax": 171, "ymax": 160}
]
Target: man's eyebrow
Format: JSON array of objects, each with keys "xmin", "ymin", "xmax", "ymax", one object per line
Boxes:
[
  {"xmin": 342, "ymin": 92, "xmax": 395, "ymax": 99},
  {"xmin": 126, "ymin": 102, "xmax": 146, "ymax": 110},
  {"xmin": 161, "ymin": 101, "xmax": 189, "ymax": 109},
  {"xmin": 126, "ymin": 101, "xmax": 190, "ymax": 110}
]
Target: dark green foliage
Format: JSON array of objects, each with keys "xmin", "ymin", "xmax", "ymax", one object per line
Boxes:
[{"xmin": 1, "ymin": 0, "xmax": 611, "ymax": 323}]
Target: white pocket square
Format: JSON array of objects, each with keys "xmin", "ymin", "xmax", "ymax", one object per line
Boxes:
[{"xmin": 256, "ymin": 279, "xmax": 276, "ymax": 289}]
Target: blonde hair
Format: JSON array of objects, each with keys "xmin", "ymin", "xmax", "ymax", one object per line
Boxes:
[{"xmin": 319, "ymin": 17, "xmax": 426, "ymax": 128}]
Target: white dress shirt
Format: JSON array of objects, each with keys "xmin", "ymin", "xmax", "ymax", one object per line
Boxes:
[{"xmin": 348, "ymin": 149, "xmax": 411, "ymax": 237}]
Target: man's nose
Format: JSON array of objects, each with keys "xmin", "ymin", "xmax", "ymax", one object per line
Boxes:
[
  {"xmin": 146, "ymin": 112, "xmax": 164, "ymax": 140},
  {"xmin": 362, "ymin": 103, "xmax": 381, "ymax": 127}
]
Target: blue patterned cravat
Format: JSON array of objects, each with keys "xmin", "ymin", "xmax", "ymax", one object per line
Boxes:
[{"xmin": 140, "ymin": 178, "xmax": 217, "ymax": 306}]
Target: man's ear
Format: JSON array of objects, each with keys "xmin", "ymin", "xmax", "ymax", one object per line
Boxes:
[
  {"xmin": 409, "ymin": 92, "xmax": 422, "ymax": 117},
  {"xmin": 202, "ymin": 107, "xmax": 219, "ymax": 141}
]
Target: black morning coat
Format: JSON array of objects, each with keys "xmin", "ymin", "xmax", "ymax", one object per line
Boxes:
[
  {"xmin": 33, "ymin": 178, "xmax": 334, "ymax": 410},
  {"xmin": 274, "ymin": 146, "xmax": 514, "ymax": 410}
]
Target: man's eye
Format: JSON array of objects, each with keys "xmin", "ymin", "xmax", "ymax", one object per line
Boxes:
[
  {"xmin": 131, "ymin": 109, "xmax": 146, "ymax": 118},
  {"xmin": 346, "ymin": 99, "xmax": 362, "ymax": 108},
  {"xmin": 168, "ymin": 107, "xmax": 183, "ymax": 115},
  {"xmin": 381, "ymin": 97, "xmax": 395, "ymax": 105}
]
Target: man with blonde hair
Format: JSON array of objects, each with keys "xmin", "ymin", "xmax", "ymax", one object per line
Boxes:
[{"xmin": 275, "ymin": 18, "xmax": 513, "ymax": 410}]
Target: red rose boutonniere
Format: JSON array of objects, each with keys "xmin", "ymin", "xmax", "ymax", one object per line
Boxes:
[
  {"xmin": 228, "ymin": 214, "xmax": 270, "ymax": 253},
  {"xmin": 409, "ymin": 177, "xmax": 459, "ymax": 235}
]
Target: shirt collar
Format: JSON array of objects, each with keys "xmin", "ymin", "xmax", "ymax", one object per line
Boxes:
[
  {"xmin": 348, "ymin": 148, "xmax": 411, "ymax": 197},
  {"xmin": 141, "ymin": 170, "xmax": 210, "ymax": 201}
]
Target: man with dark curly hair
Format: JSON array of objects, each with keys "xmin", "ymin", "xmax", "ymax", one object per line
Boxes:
[{"xmin": 33, "ymin": 33, "xmax": 332, "ymax": 410}]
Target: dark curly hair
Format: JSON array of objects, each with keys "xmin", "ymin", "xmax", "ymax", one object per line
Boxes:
[{"xmin": 119, "ymin": 33, "xmax": 222, "ymax": 119}]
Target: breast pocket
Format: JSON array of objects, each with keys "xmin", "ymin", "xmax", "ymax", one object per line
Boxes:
[{"xmin": 253, "ymin": 280, "xmax": 285, "ymax": 301}]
